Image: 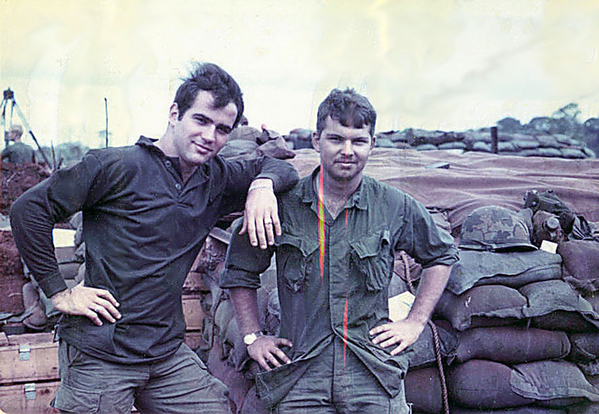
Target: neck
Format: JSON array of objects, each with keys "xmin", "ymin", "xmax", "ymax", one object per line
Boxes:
[
  {"xmin": 314, "ymin": 170, "xmax": 362, "ymax": 219},
  {"xmin": 156, "ymin": 133, "xmax": 196, "ymax": 183}
]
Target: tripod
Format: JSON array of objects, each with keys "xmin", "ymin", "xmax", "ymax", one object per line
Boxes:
[{"xmin": 1, "ymin": 88, "xmax": 52, "ymax": 167}]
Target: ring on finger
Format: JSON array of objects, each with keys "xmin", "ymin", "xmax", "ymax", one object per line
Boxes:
[{"xmin": 94, "ymin": 307, "xmax": 101, "ymax": 313}]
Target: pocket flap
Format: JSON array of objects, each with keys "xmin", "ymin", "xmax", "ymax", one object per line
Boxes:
[
  {"xmin": 277, "ymin": 233, "xmax": 319, "ymax": 257},
  {"xmin": 351, "ymin": 229, "xmax": 391, "ymax": 259}
]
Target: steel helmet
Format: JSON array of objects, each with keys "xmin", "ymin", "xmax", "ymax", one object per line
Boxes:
[{"xmin": 459, "ymin": 206, "xmax": 537, "ymax": 251}]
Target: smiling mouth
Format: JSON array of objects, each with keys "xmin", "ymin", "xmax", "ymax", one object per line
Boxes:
[{"xmin": 193, "ymin": 142, "xmax": 212, "ymax": 153}]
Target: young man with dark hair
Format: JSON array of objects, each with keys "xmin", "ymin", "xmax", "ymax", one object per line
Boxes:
[
  {"xmin": 221, "ymin": 88, "xmax": 458, "ymax": 413},
  {"xmin": 10, "ymin": 62, "xmax": 298, "ymax": 413}
]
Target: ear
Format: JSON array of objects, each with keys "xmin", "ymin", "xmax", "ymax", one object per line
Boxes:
[
  {"xmin": 168, "ymin": 103, "xmax": 180, "ymax": 126},
  {"xmin": 370, "ymin": 134, "xmax": 376, "ymax": 149},
  {"xmin": 312, "ymin": 131, "xmax": 321, "ymax": 152}
]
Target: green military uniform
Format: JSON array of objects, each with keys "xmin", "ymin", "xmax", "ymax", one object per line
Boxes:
[
  {"xmin": 222, "ymin": 168, "xmax": 458, "ymax": 410},
  {"xmin": 1, "ymin": 142, "xmax": 35, "ymax": 165}
]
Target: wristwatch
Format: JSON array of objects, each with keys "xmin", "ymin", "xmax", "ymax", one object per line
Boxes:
[{"xmin": 243, "ymin": 331, "xmax": 264, "ymax": 346}]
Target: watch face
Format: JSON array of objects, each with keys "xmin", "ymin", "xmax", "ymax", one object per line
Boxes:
[{"xmin": 244, "ymin": 333, "xmax": 257, "ymax": 345}]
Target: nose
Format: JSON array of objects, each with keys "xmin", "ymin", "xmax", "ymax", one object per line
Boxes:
[
  {"xmin": 202, "ymin": 125, "xmax": 216, "ymax": 142},
  {"xmin": 342, "ymin": 139, "xmax": 354, "ymax": 157}
]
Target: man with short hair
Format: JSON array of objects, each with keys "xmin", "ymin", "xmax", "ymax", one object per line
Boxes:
[
  {"xmin": 2, "ymin": 124, "xmax": 35, "ymax": 164},
  {"xmin": 221, "ymin": 88, "xmax": 458, "ymax": 413},
  {"xmin": 10, "ymin": 62, "xmax": 298, "ymax": 413}
]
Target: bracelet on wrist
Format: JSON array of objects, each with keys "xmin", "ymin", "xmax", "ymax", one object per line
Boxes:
[{"xmin": 248, "ymin": 184, "xmax": 273, "ymax": 192}]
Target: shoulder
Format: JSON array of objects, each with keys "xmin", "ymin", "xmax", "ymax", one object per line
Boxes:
[
  {"xmin": 86, "ymin": 144, "xmax": 147, "ymax": 166},
  {"xmin": 362, "ymin": 175, "xmax": 408, "ymax": 206}
]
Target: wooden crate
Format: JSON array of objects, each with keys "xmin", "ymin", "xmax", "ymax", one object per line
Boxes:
[
  {"xmin": 0, "ymin": 333, "xmax": 58, "ymax": 385},
  {"xmin": 0, "ymin": 381, "xmax": 59, "ymax": 413},
  {"xmin": 182, "ymin": 294, "xmax": 205, "ymax": 331}
]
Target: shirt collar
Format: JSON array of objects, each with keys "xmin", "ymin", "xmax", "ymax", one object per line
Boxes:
[
  {"xmin": 134, "ymin": 135, "xmax": 210, "ymax": 180},
  {"xmin": 300, "ymin": 167, "xmax": 368, "ymax": 211}
]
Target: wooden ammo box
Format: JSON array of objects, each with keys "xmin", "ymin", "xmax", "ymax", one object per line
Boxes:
[
  {"xmin": 0, "ymin": 290, "xmax": 207, "ymax": 413},
  {"xmin": 0, "ymin": 332, "xmax": 59, "ymax": 413}
]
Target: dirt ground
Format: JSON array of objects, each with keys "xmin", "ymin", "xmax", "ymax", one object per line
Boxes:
[
  {"xmin": 1, "ymin": 161, "xmax": 50, "ymax": 216},
  {"xmin": 0, "ymin": 161, "xmax": 50, "ymax": 313}
]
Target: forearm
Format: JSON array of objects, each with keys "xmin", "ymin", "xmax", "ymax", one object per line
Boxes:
[
  {"xmin": 229, "ymin": 287, "xmax": 262, "ymax": 335},
  {"xmin": 256, "ymin": 156, "xmax": 298, "ymax": 193},
  {"xmin": 10, "ymin": 185, "xmax": 67, "ymax": 297},
  {"xmin": 406, "ymin": 264, "xmax": 452, "ymax": 326}
]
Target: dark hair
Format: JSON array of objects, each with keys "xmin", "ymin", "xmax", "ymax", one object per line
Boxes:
[
  {"xmin": 316, "ymin": 88, "xmax": 376, "ymax": 138},
  {"xmin": 173, "ymin": 62, "xmax": 244, "ymax": 127}
]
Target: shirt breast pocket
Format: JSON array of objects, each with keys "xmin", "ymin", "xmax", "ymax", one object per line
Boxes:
[
  {"xmin": 350, "ymin": 229, "xmax": 393, "ymax": 292},
  {"xmin": 276, "ymin": 233, "xmax": 319, "ymax": 293}
]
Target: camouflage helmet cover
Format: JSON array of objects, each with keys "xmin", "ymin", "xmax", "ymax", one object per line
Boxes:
[{"xmin": 459, "ymin": 206, "xmax": 537, "ymax": 251}]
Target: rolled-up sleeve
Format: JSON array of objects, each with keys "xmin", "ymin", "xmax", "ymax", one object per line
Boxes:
[
  {"xmin": 220, "ymin": 221, "xmax": 275, "ymax": 289},
  {"xmin": 399, "ymin": 195, "xmax": 459, "ymax": 269}
]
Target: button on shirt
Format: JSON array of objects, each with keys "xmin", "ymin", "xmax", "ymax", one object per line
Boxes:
[
  {"xmin": 10, "ymin": 136, "xmax": 298, "ymax": 364},
  {"xmin": 221, "ymin": 168, "xmax": 458, "ymax": 407}
]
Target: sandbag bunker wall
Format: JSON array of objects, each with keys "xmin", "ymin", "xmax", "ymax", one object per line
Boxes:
[
  {"xmin": 199, "ymin": 221, "xmax": 599, "ymax": 413},
  {"xmin": 402, "ymin": 243, "xmax": 599, "ymax": 413}
]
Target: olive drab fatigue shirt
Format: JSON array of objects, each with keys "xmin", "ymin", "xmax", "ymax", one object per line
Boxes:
[{"xmin": 221, "ymin": 168, "xmax": 458, "ymax": 407}]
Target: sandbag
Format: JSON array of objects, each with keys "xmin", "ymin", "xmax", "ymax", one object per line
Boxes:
[
  {"xmin": 407, "ymin": 322, "xmax": 458, "ymax": 369},
  {"xmin": 207, "ymin": 338, "xmax": 253, "ymax": 414},
  {"xmin": 448, "ymin": 359, "xmax": 535, "ymax": 409},
  {"xmin": 520, "ymin": 280, "xmax": 599, "ymax": 332},
  {"xmin": 558, "ymin": 240, "xmax": 599, "ymax": 295},
  {"xmin": 511, "ymin": 360, "xmax": 599, "ymax": 406},
  {"xmin": 449, "ymin": 407, "xmax": 566, "ymax": 413},
  {"xmin": 584, "ymin": 294, "xmax": 599, "ymax": 314},
  {"xmin": 0, "ymin": 230, "xmax": 26, "ymax": 314},
  {"xmin": 448, "ymin": 407, "xmax": 566, "ymax": 413},
  {"xmin": 255, "ymin": 136, "xmax": 296, "ymax": 160},
  {"xmin": 447, "ymin": 249, "xmax": 562, "ymax": 295},
  {"xmin": 405, "ymin": 367, "xmax": 444, "ymax": 414},
  {"xmin": 436, "ymin": 285, "xmax": 527, "ymax": 331},
  {"xmin": 567, "ymin": 332, "xmax": 599, "ymax": 363},
  {"xmin": 454, "ymin": 326, "xmax": 570, "ymax": 364}
]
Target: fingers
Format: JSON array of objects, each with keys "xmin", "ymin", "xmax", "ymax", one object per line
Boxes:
[
  {"xmin": 91, "ymin": 297, "xmax": 122, "ymax": 323},
  {"xmin": 390, "ymin": 343, "xmax": 409, "ymax": 356},
  {"xmin": 275, "ymin": 337, "xmax": 293, "ymax": 348},
  {"xmin": 254, "ymin": 218, "xmax": 268, "ymax": 250},
  {"xmin": 85, "ymin": 307, "xmax": 104, "ymax": 326},
  {"xmin": 245, "ymin": 213, "xmax": 258, "ymax": 247},
  {"xmin": 244, "ymin": 187, "xmax": 279, "ymax": 249},
  {"xmin": 69, "ymin": 285, "xmax": 121, "ymax": 326},
  {"xmin": 271, "ymin": 346, "xmax": 291, "ymax": 365},
  {"xmin": 95, "ymin": 288, "xmax": 120, "ymax": 308},
  {"xmin": 239, "ymin": 215, "xmax": 248, "ymax": 235},
  {"xmin": 249, "ymin": 337, "xmax": 292, "ymax": 371}
]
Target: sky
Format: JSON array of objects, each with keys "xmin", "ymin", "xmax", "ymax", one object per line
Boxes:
[{"xmin": 1, "ymin": 0, "xmax": 598, "ymax": 149}]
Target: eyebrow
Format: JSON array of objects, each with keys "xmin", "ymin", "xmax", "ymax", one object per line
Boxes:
[
  {"xmin": 324, "ymin": 132, "xmax": 370, "ymax": 141},
  {"xmin": 193, "ymin": 113, "xmax": 233, "ymax": 132}
]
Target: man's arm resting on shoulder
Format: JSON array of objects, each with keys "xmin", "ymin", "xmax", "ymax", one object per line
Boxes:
[
  {"xmin": 370, "ymin": 264, "xmax": 452, "ymax": 356},
  {"xmin": 228, "ymin": 156, "xmax": 298, "ymax": 250},
  {"xmin": 241, "ymin": 178, "xmax": 281, "ymax": 250},
  {"xmin": 229, "ymin": 287, "xmax": 293, "ymax": 371}
]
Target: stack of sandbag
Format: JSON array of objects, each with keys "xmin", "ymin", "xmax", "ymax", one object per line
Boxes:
[
  {"xmin": 381, "ymin": 128, "xmax": 595, "ymax": 159},
  {"xmin": 19, "ymin": 213, "xmax": 83, "ymax": 332},
  {"xmin": 220, "ymin": 125, "xmax": 295, "ymax": 160},
  {"xmin": 406, "ymin": 205, "xmax": 599, "ymax": 413}
]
